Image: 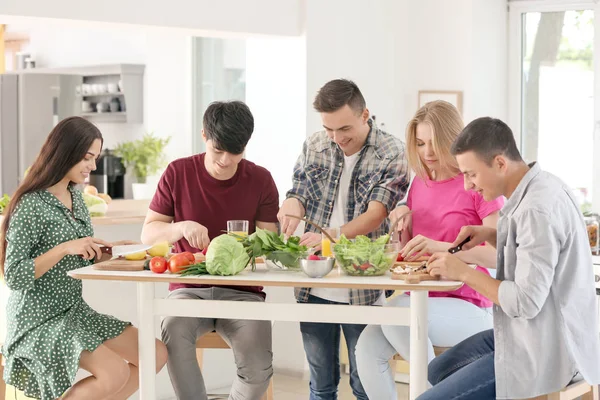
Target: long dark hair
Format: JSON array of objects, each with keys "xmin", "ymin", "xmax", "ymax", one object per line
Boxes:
[{"xmin": 0, "ymin": 117, "xmax": 103, "ymax": 274}]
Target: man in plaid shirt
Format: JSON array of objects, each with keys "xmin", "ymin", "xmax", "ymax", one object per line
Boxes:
[{"xmin": 278, "ymin": 79, "xmax": 409, "ymax": 399}]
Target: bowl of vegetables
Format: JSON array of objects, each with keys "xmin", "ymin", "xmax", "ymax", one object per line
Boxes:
[
  {"xmin": 332, "ymin": 234, "xmax": 399, "ymax": 276},
  {"xmin": 265, "ymin": 250, "xmax": 308, "ymax": 271}
]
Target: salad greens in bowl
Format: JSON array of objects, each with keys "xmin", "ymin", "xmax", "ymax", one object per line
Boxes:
[
  {"xmin": 332, "ymin": 234, "xmax": 399, "ymax": 276},
  {"xmin": 265, "ymin": 250, "xmax": 308, "ymax": 271}
]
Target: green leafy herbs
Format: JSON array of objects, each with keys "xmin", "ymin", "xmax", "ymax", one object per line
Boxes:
[
  {"xmin": 179, "ymin": 262, "xmax": 209, "ymax": 276},
  {"xmin": 230, "ymin": 228, "xmax": 308, "ymax": 271},
  {"xmin": 0, "ymin": 194, "xmax": 10, "ymax": 214},
  {"xmin": 205, "ymin": 234, "xmax": 250, "ymax": 276},
  {"xmin": 333, "ymin": 234, "xmax": 395, "ymax": 276}
]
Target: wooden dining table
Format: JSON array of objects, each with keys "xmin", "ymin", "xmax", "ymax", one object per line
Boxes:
[{"xmin": 68, "ymin": 264, "xmax": 463, "ymax": 400}]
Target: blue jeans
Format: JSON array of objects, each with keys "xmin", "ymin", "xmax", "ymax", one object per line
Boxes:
[
  {"xmin": 300, "ymin": 295, "xmax": 368, "ymax": 400},
  {"xmin": 417, "ymin": 329, "xmax": 496, "ymax": 400}
]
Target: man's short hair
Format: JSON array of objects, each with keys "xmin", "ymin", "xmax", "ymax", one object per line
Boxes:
[
  {"xmin": 451, "ymin": 117, "xmax": 523, "ymax": 164},
  {"xmin": 203, "ymin": 101, "xmax": 254, "ymax": 155},
  {"xmin": 313, "ymin": 79, "xmax": 366, "ymax": 115}
]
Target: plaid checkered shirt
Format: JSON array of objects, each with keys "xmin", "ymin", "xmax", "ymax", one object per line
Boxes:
[{"xmin": 287, "ymin": 121, "xmax": 410, "ymax": 305}]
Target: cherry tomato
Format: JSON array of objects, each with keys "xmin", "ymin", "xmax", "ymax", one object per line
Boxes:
[
  {"xmin": 150, "ymin": 256, "xmax": 168, "ymax": 274},
  {"xmin": 397, "ymin": 253, "xmax": 404, "ymax": 262},
  {"xmin": 169, "ymin": 254, "xmax": 191, "ymax": 274},
  {"xmin": 358, "ymin": 262, "xmax": 371, "ymax": 271}
]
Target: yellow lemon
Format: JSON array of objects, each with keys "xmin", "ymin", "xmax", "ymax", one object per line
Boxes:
[
  {"xmin": 148, "ymin": 241, "xmax": 170, "ymax": 257},
  {"xmin": 125, "ymin": 250, "xmax": 147, "ymax": 261}
]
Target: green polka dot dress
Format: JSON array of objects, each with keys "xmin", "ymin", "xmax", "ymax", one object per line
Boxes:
[{"xmin": 1, "ymin": 186, "xmax": 130, "ymax": 399}]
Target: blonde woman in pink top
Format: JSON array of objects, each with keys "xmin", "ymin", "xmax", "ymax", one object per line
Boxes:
[{"xmin": 355, "ymin": 101, "xmax": 503, "ymax": 400}]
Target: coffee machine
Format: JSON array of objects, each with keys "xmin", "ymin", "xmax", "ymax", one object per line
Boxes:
[{"xmin": 89, "ymin": 149, "xmax": 126, "ymax": 199}]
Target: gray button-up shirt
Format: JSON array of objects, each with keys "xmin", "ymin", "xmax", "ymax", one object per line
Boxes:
[{"xmin": 495, "ymin": 162, "xmax": 600, "ymax": 399}]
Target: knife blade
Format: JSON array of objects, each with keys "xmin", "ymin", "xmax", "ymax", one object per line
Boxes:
[{"xmin": 111, "ymin": 244, "xmax": 152, "ymax": 257}]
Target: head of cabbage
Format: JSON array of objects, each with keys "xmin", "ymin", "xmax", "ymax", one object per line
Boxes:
[
  {"xmin": 82, "ymin": 192, "xmax": 108, "ymax": 217},
  {"xmin": 205, "ymin": 234, "xmax": 250, "ymax": 276}
]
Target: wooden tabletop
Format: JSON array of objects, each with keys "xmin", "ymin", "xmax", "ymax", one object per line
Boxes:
[
  {"xmin": 91, "ymin": 199, "xmax": 150, "ymax": 225},
  {"xmin": 68, "ymin": 264, "xmax": 464, "ymax": 292}
]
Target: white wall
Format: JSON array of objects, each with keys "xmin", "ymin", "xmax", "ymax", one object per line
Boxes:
[
  {"xmin": 0, "ymin": 0, "xmax": 304, "ymax": 37},
  {"xmin": 303, "ymin": 0, "xmax": 507, "ymax": 141},
  {"xmin": 304, "ymin": 0, "xmax": 409, "ymax": 139},
  {"xmin": 402, "ymin": 0, "xmax": 508, "ymax": 124},
  {"xmin": 245, "ymin": 36, "xmax": 307, "ymax": 204},
  {"xmin": 244, "ymin": 35, "xmax": 308, "ymax": 375}
]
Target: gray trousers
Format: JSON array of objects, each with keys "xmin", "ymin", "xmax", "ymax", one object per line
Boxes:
[{"xmin": 161, "ymin": 287, "xmax": 273, "ymax": 400}]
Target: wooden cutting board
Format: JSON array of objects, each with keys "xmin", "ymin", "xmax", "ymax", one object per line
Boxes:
[
  {"xmin": 392, "ymin": 271, "xmax": 440, "ymax": 283},
  {"xmin": 391, "ymin": 261, "xmax": 440, "ymax": 283},
  {"xmin": 93, "ymin": 258, "xmax": 147, "ymax": 271}
]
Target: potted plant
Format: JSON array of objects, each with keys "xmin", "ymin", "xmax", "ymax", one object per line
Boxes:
[{"xmin": 113, "ymin": 133, "xmax": 171, "ymax": 199}]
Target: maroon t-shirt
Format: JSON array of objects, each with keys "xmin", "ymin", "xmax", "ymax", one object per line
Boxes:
[{"xmin": 149, "ymin": 153, "xmax": 279, "ymax": 294}]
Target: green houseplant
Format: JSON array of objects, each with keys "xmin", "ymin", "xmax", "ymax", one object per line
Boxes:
[
  {"xmin": 113, "ymin": 133, "xmax": 170, "ymax": 199},
  {"xmin": 113, "ymin": 133, "xmax": 171, "ymax": 184}
]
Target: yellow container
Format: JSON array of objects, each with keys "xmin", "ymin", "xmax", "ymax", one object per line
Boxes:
[
  {"xmin": 321, "ymin": 227, "xmax": 339, "ymax": 257},
  {"xmin": 321, "ymin": 238, "xmax": 332, "ymax": 257}
]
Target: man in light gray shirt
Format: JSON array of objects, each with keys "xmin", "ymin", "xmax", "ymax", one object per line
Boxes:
[{"xmin": 418, "ymin": 117, "xmax": 600, "ymax": 400}]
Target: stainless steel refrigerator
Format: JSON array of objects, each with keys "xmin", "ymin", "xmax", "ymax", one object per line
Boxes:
[{"xmin": 0, "ymin": 72, "xmax": 82, "ymax": 196}]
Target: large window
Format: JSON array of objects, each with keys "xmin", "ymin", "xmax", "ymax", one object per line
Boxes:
[{"xmin": 509, "ymin": 1, "xmax": 600, "ymax": 213}]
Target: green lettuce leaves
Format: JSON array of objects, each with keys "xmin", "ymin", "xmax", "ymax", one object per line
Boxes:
[{"xmin": 205, "ymin": 234, "xmax": 250, "ymax": 276}]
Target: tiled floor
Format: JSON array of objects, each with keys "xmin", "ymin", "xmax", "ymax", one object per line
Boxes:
[{"xmin": 270, "ymin": 373, "xmax": 410, "ymax": 400}]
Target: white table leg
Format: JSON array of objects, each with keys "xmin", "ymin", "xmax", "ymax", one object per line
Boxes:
[
  {"xmin": 409, "ymin": 291, "xmax": 429, "ymax": 400},
  {"xmin": 137, "ymin": 282, "xmax": 156, "ymax": 399}
]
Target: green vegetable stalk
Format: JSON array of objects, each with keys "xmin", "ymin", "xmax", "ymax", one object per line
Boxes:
[
  {"xmin": 230, "ymin": 228, "xmax": 308, "ymax": 270},
  {"xmin": 179, "ymin": 262, "xmax": 209, "ymax": 276}
]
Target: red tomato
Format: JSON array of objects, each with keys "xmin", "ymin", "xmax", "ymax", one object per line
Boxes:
[
  {"xmin": 169, "ymin": 254, "xmax": 191, "ymax": 274},
  {"xmin": 308, "ymin": 254, "xmax": 321, "ymax": 261},
  {"xmin": 150, "ymin": 256, "xmax": 168, "ymax": 274},
  {"xmin": 180, "ymin": 251, "xmax": 195, "ymax": 262},
  {"xmin": 397, "ymin": 253, "xmax": 404, "ymax": 262},
  {"xmin": 358, "ymin": 262, "xmax": 371, "ymax": 271}
]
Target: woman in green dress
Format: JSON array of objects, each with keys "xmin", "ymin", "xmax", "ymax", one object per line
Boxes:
[{"xmin": 0, "ymin": 117, "xmax": 168, "ymax": 400}]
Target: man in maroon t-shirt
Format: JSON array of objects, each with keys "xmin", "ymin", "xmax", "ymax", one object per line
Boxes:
[{"xmin": 141, "ymin": 101, "xmax": 279, "ymax": 400}]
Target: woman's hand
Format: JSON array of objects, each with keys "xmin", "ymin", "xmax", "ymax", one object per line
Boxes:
[
  {"xmin": 400, "ymin": 234, "xmax": 449, "ymax": 261},
  {"xmin": 60, "ymin": 237, "xmax": 112, "ymax": 261}
]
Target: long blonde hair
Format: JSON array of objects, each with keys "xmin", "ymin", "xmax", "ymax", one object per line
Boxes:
[{"xmin": 406, "ymin": 100, "xmax": 463, "ymax": 181}]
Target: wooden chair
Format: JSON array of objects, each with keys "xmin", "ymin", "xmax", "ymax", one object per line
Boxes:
[
  {"xmin": 196, "ymin": 332, "xmax": 274, "ymax": 400},
  {"xmin": 388, "ymin": 346, "xmax": 450, "ymax": 380},
  {"xmin": 528, "ymin": 381, "xmax": 599, "ymax": 400}
]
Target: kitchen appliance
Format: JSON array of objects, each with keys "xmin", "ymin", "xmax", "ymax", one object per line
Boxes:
[
  {"xmin": 0, "ymin": 72, "xmax": 81, "ymax": 196},
  {"xmin": 88, "ymin": 149, "xmax": 126, "ymax": 199}
]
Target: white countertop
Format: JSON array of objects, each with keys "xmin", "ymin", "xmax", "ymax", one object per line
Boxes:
[{"xmin": 69, "ymin": 264, "xmax": 463, "ymax": 292}]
